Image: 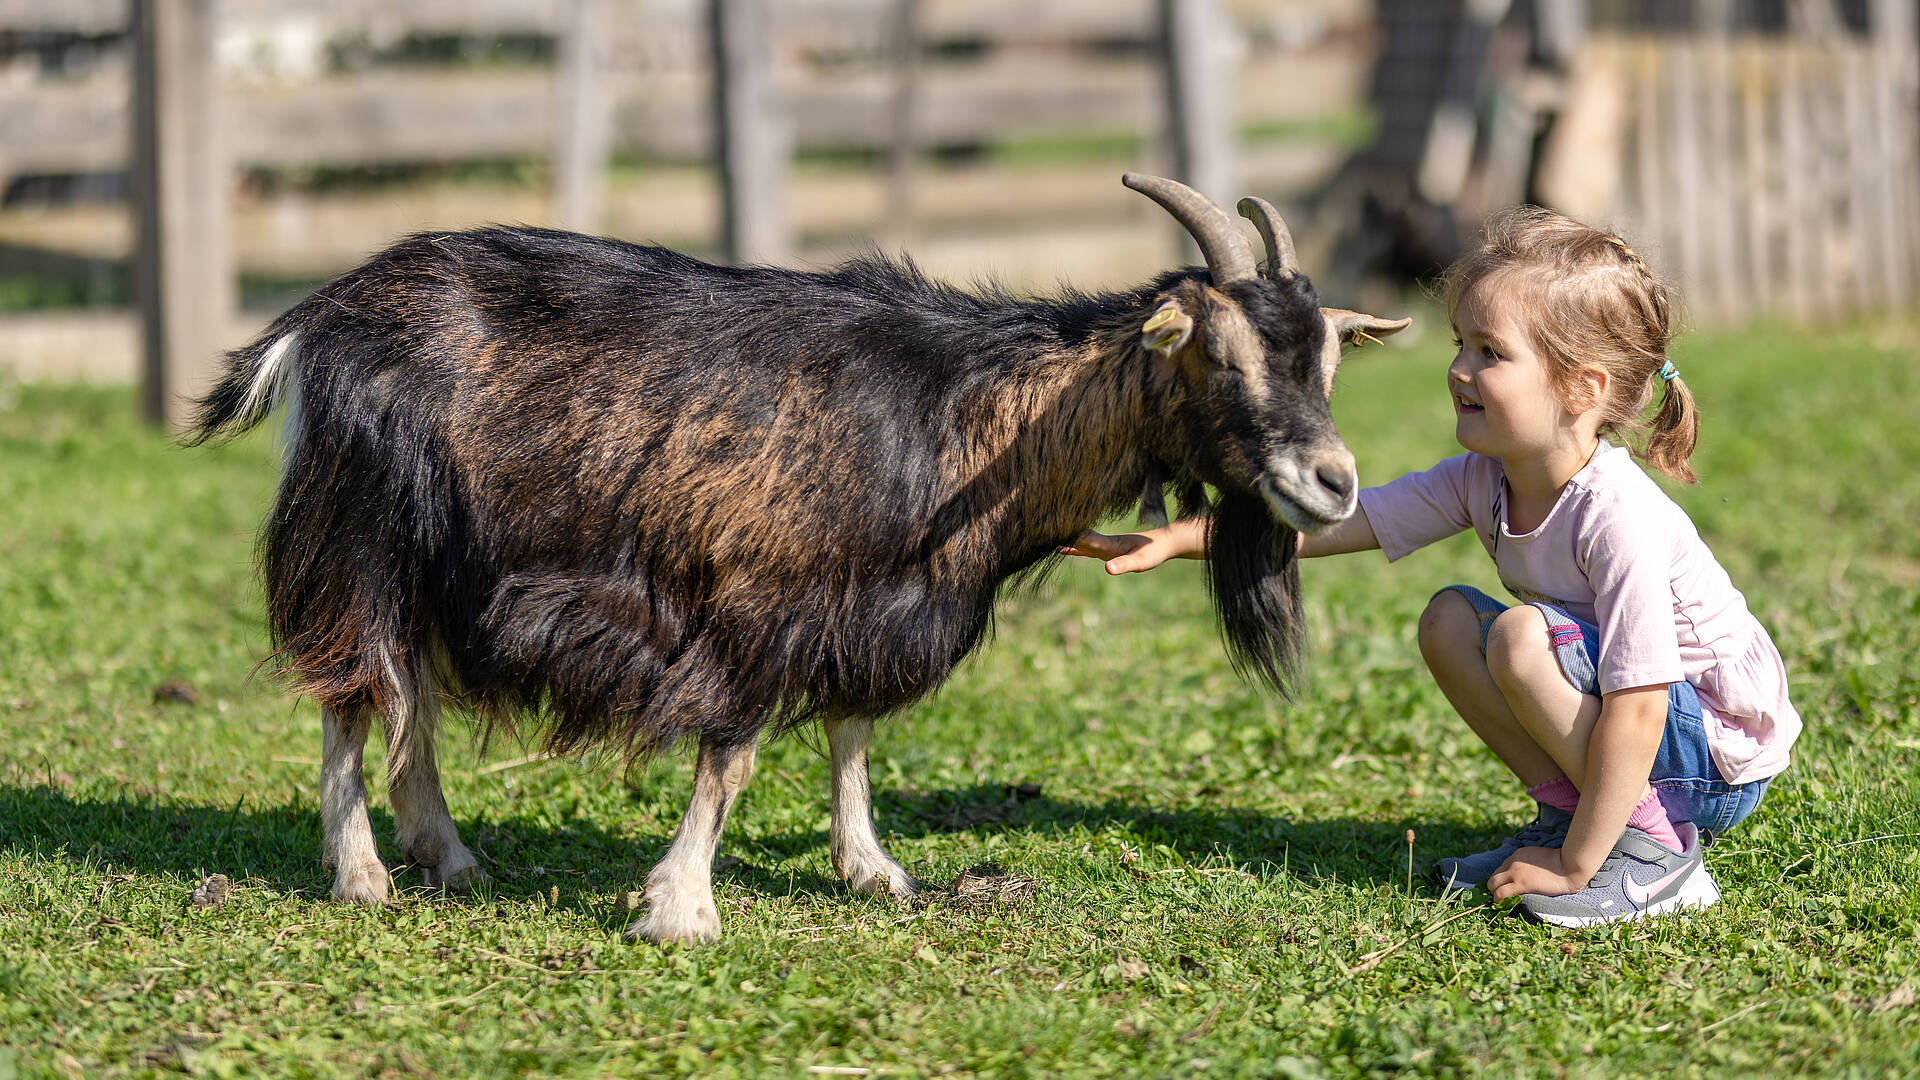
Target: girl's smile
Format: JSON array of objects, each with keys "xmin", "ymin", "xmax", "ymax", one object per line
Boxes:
[{"xmin": 1447, "ymin": 276, "xmax": 1571, "ymax": 464}]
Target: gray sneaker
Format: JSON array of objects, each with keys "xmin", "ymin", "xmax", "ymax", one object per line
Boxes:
[
  {"xmin": 1519, "ymin": 822, "xmax": 1719, "ymax": 928},
  {"xmin": 1431, "ymin": 805, "xmax": 1574, "ymax": 890}
]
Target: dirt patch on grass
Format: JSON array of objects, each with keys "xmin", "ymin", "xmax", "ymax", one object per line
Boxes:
[{"xmin": 914, "ymin": 862, "xmax": 1035, "ymax": 913}]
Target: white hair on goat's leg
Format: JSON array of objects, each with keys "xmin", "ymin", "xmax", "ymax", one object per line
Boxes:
[
  {"xmin": 320, "ymin": 706, "xmax": 390, "ymax": 904},
  {"xmin": 826, "ymin": 716, "xmax": 920, "ymax": 898},
  {"xmin": 377, "ymin": 647, "xmax": 413, "ymax": 777},
  {"xmin": 628, "ymin": 736, "xmax": 758, "ymax": 944},
  {"xmin": 383, "ymin": 659, "xmax": 487, "ymax": 891}
]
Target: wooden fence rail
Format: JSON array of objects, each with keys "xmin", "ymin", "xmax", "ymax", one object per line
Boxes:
[
  {"xmin": 0, "ymin": 0, "xmax": 1371, "ymax": 424},
  {"xmin": 1, "ymin": 36, "xmax": 1359, "ymax": 175}
]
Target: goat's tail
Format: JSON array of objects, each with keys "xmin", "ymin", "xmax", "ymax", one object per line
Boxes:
[{"xmin": 182, "ymin": 329, "xmax": 303, "ymax": 446}]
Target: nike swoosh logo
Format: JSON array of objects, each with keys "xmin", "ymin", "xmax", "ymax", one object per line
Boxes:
[{"xmin": 1625, "ymin": 862, "xmax": 1693, "ymax": 904}]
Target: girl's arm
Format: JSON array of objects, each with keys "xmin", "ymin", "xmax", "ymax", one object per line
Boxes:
[
  {"xmin": 1061, "ymin": 505, "xmax": 1382, "ymax": 574},
  {"xmin": 1487, "ymin": 684, "xmax": 1670, "ymax": 897},
  {"xmin": 1299, "ymin": 504, "xmax": 1381, "ymax": 558}
]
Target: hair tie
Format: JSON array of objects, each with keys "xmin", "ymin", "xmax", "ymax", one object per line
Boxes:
[{"xmin": 1658, "ymin": 360, "xmax": 1679, "ymax": 383}]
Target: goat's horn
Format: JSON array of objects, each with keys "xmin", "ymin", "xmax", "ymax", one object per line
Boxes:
[
  {"xmin": 1122, "ymin": 172, "xmax": 1257, "ymax": 286},
  {"xmin": 1236, "ymin": 196, "xmax": 1301, "ymax": 278}
]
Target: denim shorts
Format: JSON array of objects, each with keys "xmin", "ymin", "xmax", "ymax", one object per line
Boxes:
[{"xmin": 1437, "ymin": 584, "xmax": 1768, "ymax": 837}]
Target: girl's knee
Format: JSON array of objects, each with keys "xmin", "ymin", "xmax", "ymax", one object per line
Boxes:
[
  {"xmin": 1417, "ymin": 590, "xmax": 1482, "ymax": 661},
  {"xmin": 1484, "ymin": 605, "xmax": 1553, "ymax": 683}
]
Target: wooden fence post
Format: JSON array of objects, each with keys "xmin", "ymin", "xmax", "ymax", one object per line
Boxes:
[
  {"xmin": 131, "ymin": 0, "xmax": 232, "ymax": 430},
  {"xmin": 1701, "ymin": 23, "xmax": 1743, "ymax": 321},
  {"xmin": 884, "ymin": 0, "xmax": 922, "ymax": 243},
  {"xmin": 1778, "ymin": 45, "xmax": 1815, "ymax": 321},
  {"xmin": 1667, "ymin": 44, "xmax": 1706, "ymax": 316},
  {"xmin": 1871, "ymin": 0, "xmax": 1918, "ymax": 305},
  {"xmin": 1158, "ymin": 0, "xmax": 1236, "ymax": 207},
  {"xmin": 708, "ymin": 0, "xmax": 788, "ymax": 264},
  {"xmin": 555, "ymin": 0, "xmax": 612, "ymax": 233}
]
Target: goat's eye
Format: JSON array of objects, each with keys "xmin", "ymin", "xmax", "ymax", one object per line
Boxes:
[{"xmin": 1449, "ymin": 336, "xmax": 1463, "ymax": 348}]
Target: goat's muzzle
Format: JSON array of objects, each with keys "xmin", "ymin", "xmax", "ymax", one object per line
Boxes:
[{"xmin": 1259, "ymin": 445, "xmax": 1358, "ymax": 534}]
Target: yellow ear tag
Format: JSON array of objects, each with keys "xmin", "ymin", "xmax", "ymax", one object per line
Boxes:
[{"xmin": 1143, "ymin": 305, "xmax": 1179, "ymax": 334}]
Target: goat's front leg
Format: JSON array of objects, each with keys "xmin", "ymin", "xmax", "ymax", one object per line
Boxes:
[
  {"xmin": 320, "ymin": 707, "xmax": 390, "ymax": 904},
  {"xmin": 629, "ymin": 734, "xmax": 758, "ymax": 944},
  {"xmin": 826, "ymin": 716, "xmax": 920, "ymax": 898}
]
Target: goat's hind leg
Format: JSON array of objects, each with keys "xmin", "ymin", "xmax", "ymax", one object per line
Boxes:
[
  {"xmin": 383, "ymin": 663, "xmax": 488, "ymax": 892},
  {"xmin": 630, "ymin": 733, "xmax": 759, "ymax": 944},
  {"xmin": 827, "ymin": 716, "xmax": 919, "ymax": 899},
  {"xmin": 321, "ymin": 706, "xmax": 390, "ymax": 904}
]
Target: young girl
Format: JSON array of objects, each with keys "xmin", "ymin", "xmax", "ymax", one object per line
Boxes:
[{"xmin": 1066, "ymin": 207, "xmax": 1798, "ymax": 926}]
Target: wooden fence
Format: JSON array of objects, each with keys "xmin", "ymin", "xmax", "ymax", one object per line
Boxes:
[
  {"xmin": 1538, "ymin": 31, "xmax": 1920, "ymax": 325},
  {"xmin": 0, "ymin": 0, "xmax": 1374, "ymax": 423}
]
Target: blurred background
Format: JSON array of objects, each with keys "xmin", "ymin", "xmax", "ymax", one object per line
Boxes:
[{"xmin": 0, "ymin": 0, "xmax": 1915, "ymax": 426}]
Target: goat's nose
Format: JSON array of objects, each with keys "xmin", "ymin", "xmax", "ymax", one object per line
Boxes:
[
  {"xmin": 1317, "ymin": 459, "xmax": 1356, "ymax": 502},
  {"xmin": 1314, "ymin": 449, "xmax": 1357, "ymax": 502}
]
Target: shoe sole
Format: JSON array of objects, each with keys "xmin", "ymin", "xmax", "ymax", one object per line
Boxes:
[{"xmin": 1525, "ymin": 866, "xmax": 1721, "ymax": 929}]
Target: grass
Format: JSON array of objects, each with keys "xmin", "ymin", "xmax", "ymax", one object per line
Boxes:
[{"xmin": 2, "ymin": 313, "xmax": 1919, "ymax": 1078}]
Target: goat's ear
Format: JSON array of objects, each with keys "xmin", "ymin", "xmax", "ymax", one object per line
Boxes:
[
  {"xmin": 1318, "ymin": 308, "xmax": 1413, "ymax": 398},
  {"xmin": 1141, "ymin": 300, "xmax": 1194, "ymax": 356}
]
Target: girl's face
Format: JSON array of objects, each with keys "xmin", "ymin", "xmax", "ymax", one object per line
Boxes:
[{"xmin": 1447, "ymin": 277, "xmax": 1570, "ymax": 461}]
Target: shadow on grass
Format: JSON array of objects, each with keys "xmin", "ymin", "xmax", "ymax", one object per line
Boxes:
[
  {"xmin": 0, "ymin": 782, "xmax": 656, "ymax": 901},
  {"xmin": 869, "ymin": 782, "xmax": 1504, "ymax": 887},
  {"xmin": 2, "ymin": 778, "xmax": 1509, "ymax": 907}
]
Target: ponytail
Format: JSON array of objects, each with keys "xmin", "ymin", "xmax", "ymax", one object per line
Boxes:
[{"xmin": 1644, "ymin": 372, "xmax": 1698, "ymax": 484}]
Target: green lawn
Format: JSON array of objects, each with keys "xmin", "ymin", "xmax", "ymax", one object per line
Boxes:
[{"xmin": 2, "ymin": 314, "xmax": 1918, "ymax": 1078}]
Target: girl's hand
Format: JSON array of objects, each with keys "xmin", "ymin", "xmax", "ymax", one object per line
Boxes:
[
  {"xmin": 1059, "ymin": 530, "xmax": 1166, "ymax": 574},
  {"xmin": 1060, "ymin": 518, "xmax": 1210, "ymax": 574},
  {"xmin": 1486, "ymin": 846, "xmax": 1594, "ymax": 899}
]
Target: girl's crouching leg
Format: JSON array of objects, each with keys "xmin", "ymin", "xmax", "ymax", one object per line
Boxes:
[
  {"xmin": 1484, "ymin": 605, "xmax": 1603, "ymax": 785},
  {"xmin": 1419, "ymin": 589, "xmax": 1564, "ymax": 787}
]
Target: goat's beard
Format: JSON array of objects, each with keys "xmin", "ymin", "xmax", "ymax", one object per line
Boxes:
[{"xmin": 1204, "ymin": 488, "xmax": 1305, "ymax": 697}]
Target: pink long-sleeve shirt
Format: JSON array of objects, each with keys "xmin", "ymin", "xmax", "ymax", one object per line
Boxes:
[{"xmin": 1357, "ymin": 441, "xmax": 1799, "ymax": 784}]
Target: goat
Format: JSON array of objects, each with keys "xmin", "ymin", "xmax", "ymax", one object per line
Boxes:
[{"xmin": 189, "ymin": 174, "xmax": 1410, "ymax": 943}]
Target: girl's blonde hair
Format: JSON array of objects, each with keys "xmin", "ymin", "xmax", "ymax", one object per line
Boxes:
[{"xmin": 1440, "ymin": 205, "xmax": 1698, "ymax": 483}]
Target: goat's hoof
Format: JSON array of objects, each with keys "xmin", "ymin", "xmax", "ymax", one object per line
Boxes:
[
  {"xmin": 626, "ymin": 899, "xmax": 722, "ymax": 945},
  {"xmin": 331, "ymin": 861, "xmax": 391, "ymax": 905},
  {"xmin": 845, "ymin": 863, "xmax": 921, "ymax": 900},
  {"xmin": 426, "ymin": 860, "xmax": 491, "ymax": 892},
  {"xmin": 411, "ymin": 842, "xmax": 488, "ymax": 891}
]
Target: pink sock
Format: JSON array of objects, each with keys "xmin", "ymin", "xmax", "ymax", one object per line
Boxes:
[
  {"xmin": 1526, "ymin": 776, "xmax": 1581, "ymax": 814},
  {"xmin": 1629, "ymin": 789, "xmax": 1684, "ymax": 852},
  {"xmin": 1524, "ymin": 779, "xmax": 1683, "ymax": 852}
]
